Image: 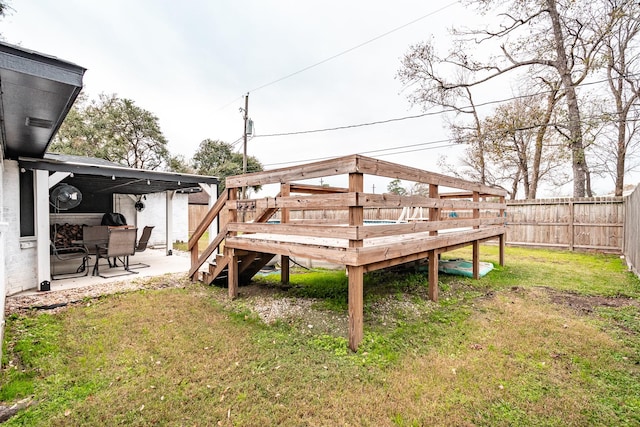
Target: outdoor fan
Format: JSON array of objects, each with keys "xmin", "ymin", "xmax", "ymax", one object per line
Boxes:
[
  {"xmin": 134, "ymin": 197, "xmax": 145, "ymax": 212},
  {"xmin": 49, "ymin": 183, "xmax": 83, "ymax": 211}
]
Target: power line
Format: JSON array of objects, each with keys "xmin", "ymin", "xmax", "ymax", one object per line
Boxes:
[
  {"xmin": 218, "ymin": 2, "xmax": 459, "ymax": 110},
  {"xmin": 253, "ymin": 73, "xmax": 640, "ymax": 138},
  {"xmin": 260, "ymin": 101, "xmax": 640, "ymax": 168},
  {"xmin": 247, "ymin": 1, "xmax": 460, "ymax": 94},
  {"xmin": 253, "ymin": 108, "xmax": 448, "ymax": 138}
]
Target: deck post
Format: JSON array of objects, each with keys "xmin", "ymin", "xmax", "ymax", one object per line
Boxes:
[
  {"xmin": 473, "ymin": 191, "xmax": 480, "ymax": 229},
  {"xmin": 281, "ymin": 183, "xmax": 291, "ymax": 284},
  {"xmin": 227, "ymin": 248, "xmax": 239, "ymax": 299},
  {"xmin": 499, "ymin": 195, "xmax": 505, "ymax": 266},
  {"xmin": 472, "ymin": 240, "xmax": 480, "ymax": 280},
  {"xmin": 473, "ymin": 191, "xmax": 480, "ymax": 279},
  {"xmin": 428, "ymin": 249, "xmax": 438, "ymax": 302},
  {"xmin": 348, "ymin": 265, "xmax": 364, "ymax": 351},
  {"xmin": 348, "ymin": 173, "xmax": 364, "ymax": 240},
  {"xmin": 348, "ymin": 173, "xmax": 364, "ymax": 351},
  {"xmin": 429, "ymin": 184, "xmax": 439, "ymax": 236}
]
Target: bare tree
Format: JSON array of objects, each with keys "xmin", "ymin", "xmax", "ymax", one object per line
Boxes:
[
  {"xmin": 483, "ymin": 97, "xmax": 570, "ymax": 199},
  {"xmin": 601, "ymin": 0, "xmax": 640, "ymax": 195},
  {"xmin": 399, "ymin": 0, "xmax": 614, "ymax": 197}
]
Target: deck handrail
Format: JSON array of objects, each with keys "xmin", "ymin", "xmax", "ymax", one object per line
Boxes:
[
  {"xmin": 189, "ymin": 189, "xmax": 283, "ymax": 280},
  {"xmin": 188, "ymin": 189, "xmax": 229, "ymax": 279},
  {"xmin": 188, "ymin": 189, "xmax": 229, "ymax": 251}
]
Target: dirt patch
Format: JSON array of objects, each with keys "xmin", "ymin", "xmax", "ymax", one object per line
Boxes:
[
  {"xmin": 542, "ymin": 287, "xmax": 640, "ymax": 314},
  {"xmin": 5, "ymin": 273, "xmax": 192, "ymax": 316}
]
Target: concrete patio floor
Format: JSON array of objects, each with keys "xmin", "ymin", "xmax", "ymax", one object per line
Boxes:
[{"xmin": 18, "ymin": 248, "xmax": 192, "ymax": 297}]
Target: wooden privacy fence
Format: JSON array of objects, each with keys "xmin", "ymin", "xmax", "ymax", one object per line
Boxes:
[
  {"xmin": 506, "ymin": 197, "xmax": 624, "ymax": 252},
  {"xmin": 624, "ymin": 187, "xmax": 640, "ymax": 276}
]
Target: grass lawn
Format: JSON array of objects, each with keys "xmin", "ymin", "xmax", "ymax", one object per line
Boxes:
[
  {"xmin": 173, "ymin": 231, "xmax": 211, "ymax": 253},
  {"xmin": 2, "ymin": 246, "xmax": 640, "ymax": 426}
]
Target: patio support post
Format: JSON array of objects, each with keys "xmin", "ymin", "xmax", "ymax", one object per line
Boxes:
[
  {"xmin": 165, "ymin": 190, "xmax": 175, "ymax": 256},
  {"xmin": 348, "ymin": 172, "xmax": 364, "ymax": 351},
  {"xmin": 35, "ymin": 169, "xmax": 51, "ymax": 287},
  {"xmin": 280, "ymin": 183, "xmax": 290, "ymax": 285}
]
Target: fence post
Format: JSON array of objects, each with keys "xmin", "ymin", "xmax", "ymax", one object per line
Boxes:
[{"xmin": 568, "ymin": 200, "xmax": 574, "ymax": 251}]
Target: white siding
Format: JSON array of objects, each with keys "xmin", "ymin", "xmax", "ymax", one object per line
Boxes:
[
  {"xmin": 1, "ymin": 155, "xmax": 7, "ymax": 358},
  {"xmin": 114, "ymin": 192, "xmax": 189, "ymax": 246},
  {"xmin": 2, "ymin": 160, "xmax": 38, "ymax": 296}
]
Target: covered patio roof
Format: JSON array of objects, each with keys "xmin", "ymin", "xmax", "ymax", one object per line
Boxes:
[
  {"xmin": 0, "ymin": 42, "xmax": 86, "ymax": 159},
  {"xmin": 19, "ymin": 153, "xmax": 218, "ymax": 194}
]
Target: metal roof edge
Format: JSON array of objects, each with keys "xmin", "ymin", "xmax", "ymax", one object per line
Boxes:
[{"xmin": 18, "ymin": 156, "xmax": 219, "ymax": 185}]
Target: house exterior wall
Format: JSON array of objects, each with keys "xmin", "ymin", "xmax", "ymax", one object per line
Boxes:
[
  {"xmin": 114, "ymin": 192, "xmax": 189, "ymax": 246},
  {"xmin": 2, "ymin": 160, "xmax": 38, "ymax": 296},
  {"xmin": 0, "ymin": 155, "xmax": 7, "ymax": 357}
]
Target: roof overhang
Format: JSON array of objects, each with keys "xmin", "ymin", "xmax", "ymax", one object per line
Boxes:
[
  {"xmin": 18, "ymin": 155, "xmax": 218, "ymax": 195},
  {"xmin": 0, "ymin": 42, "xmax": 86, "ymax": 159}
]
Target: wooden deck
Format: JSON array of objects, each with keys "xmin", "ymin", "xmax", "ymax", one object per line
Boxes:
[{"xmin": 189, "ymin": 154, "xmax": 507, "ymax": 351}]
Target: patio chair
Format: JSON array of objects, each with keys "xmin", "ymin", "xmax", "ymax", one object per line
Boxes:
[
  {"xmin": 82, "ymin": 225, "xmax": 110, "ymax": 267},
  {"xmin": 92, "ymin": 228, "xmax": 138, "ymax": 278},
  {"xmin": 128, "ymin": 225, "xmax": 155, "ymax": 269},
  {"xmin": 50, "ymin": 242, "xmax": 89, "ymax": 280}
]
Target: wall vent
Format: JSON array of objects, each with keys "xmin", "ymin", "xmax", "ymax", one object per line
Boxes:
[{"xmin": 25, "ymin": 117, "xmax": 54, "ymax": 129}]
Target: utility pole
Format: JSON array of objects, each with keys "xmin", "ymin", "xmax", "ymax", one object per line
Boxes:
[{"xmin": 242, "ymin": 92, "xmax": 249, "ymax": 200}]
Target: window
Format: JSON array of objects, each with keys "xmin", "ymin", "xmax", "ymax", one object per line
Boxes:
[{"xmin": 19, "ymin": 169, "xmax": 35, "ymax": 237}]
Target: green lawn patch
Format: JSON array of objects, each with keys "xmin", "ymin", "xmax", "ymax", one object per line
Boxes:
[{"xmin": 2, "ymin": 246, "xmax": 639, "ymax": 425}]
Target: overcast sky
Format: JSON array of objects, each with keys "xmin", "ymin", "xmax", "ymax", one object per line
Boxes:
[{"xmin": 2, "ymin": 1, "xmax": 626, "ymax": 195}]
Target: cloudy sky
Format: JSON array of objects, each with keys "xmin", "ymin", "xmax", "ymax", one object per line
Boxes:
[{"xmin": 2, "ymin": 0, "xmax": 623, "ymax": 195}]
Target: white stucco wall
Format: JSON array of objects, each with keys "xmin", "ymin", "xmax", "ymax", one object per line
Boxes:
[
  {"xmin": 114, "ymin": 192, "xmax": 189, "ymax": 246},
  {"xmin": 1, "ymin": 155, "xmax": 7, "ymax": 359},
  {"xmin": 2, "ymin": 160, "xmax": 38, "ymax": 296}
]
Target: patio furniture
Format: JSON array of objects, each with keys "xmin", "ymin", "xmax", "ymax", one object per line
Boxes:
[
  {"xmin": 50, "ymin": 242, "xmax": 89, "ymax": 280},
  {"xmin": 82, "ymin": 225, "xmax": 110, "ymax": 267},
  {"xmin": 128, "ymin": 225, "xmax": 154, "ymax": 269},
  {"xmin": 92, "ymin": 228, "xmax": 138, "ymax": 278},
  {"xmin": 101, "ymin": 212, "xmax": 127, "ymax": 226}
]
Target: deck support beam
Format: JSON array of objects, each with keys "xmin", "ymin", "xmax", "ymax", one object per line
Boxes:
[
  {"xmin": 428, "ymin": 249, "xmax": 438, "ymax": 302},
  {"xmin": 499, "ymin": 196, "xmax": 505, "ymax": 267},
  {"xmin": 347, "ymin": 173, "xmax": 364, "ymax": 351},
  {"xmin": 348, "ymin": 265, "xmax": 364, "ymax": 352},
  {"xmin": 227, "ymin": 248, "xmax": 239, "ymax": 299},
  {"xmin": 281, "ymin": 183, "xmax": 291, "ymax": 285},
  {"xmin": 472, "ymin": 240, "xmax": 480, "ymax": 280}
]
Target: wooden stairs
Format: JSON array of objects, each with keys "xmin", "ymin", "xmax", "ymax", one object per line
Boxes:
[{"xmin": 188, "ymin": 188, "xmax": 279, "ymax": 286}]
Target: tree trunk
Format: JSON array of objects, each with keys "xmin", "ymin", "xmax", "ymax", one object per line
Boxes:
[
  {"xmin": 615, "ymin": 121, "xmax": 627, "ymax": 196},
  {"xmin": 547, "ymin": 0, "xmax": 587, "ymax": 197},
  {"xmin": 531, "ymin": 87, "xmax": 559, "ymax": 199}
]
